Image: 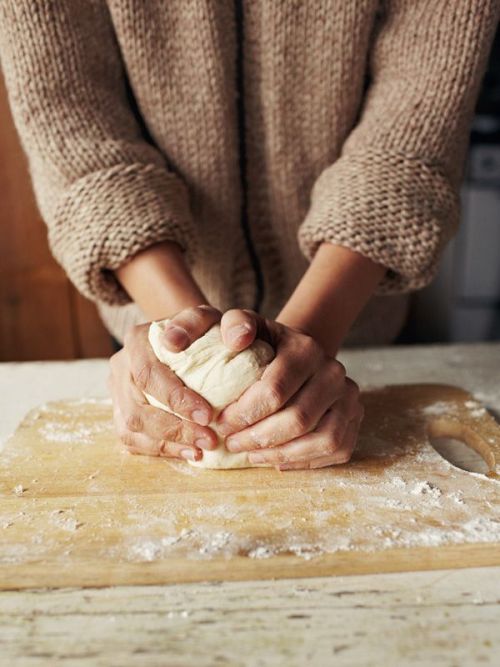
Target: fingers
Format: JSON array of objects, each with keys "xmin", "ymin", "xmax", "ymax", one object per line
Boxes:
[
  {"xmin": 244, "ymin": 380, "xmax": 363, "ymax": 468},
  {"xmin": 220, "ymin": 309, "xmax": 258, "ymax": 352},
  {"xmin": 123, "ymin": 324, "xmax": 213, "ymax": 425},
  {"xmin": 117, "ymin": 429, "xmax": 203, "ymax": 462},
  {"xmin": 116, "ymin": 399, "xmax": 217, "ymax": 451},
  {"xmin": 161, "ymin": 305, "xmax": 221, "ymax": 352},
  {"xmin": 225, "ymin": 359, "xmax": 346, "ymax": 452},
  {"xmin": 109, "ymin": 342, "xmax": 217, "ymax": 461},
  {"xmin": 277, "ymin": 419, "xmax": 361, "ymax": 471},
  {"xmin": 218, "ymin": 332, "xmax": 329, "ymax": 435}
]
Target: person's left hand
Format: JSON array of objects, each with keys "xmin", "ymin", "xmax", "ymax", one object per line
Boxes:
[{"xmin": 216, "ymin": 310, "xmax": 364, "ymax": 470}]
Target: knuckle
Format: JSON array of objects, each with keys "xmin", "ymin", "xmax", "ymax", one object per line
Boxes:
[
  {"xmin": 133, "ymin": 363, "xmax": 153, "ymax": 391},
  {"xmin": 345, "ymin": 377, "xmax": 359, "ymax": 397},
  {"xmin": 336, "ymin": 360, "xmax": 347, "ymax": 377},
  {"xmin": 180, "ymin": 306, "xmax": 201, "ymax": 326},
  {"xmin": 263, "ymin": 381, "xmax": 286, "ymax": 412},
  {"xmin": 125, "ymin": 412, "xmax": 143, "ymax": 433},
  {"xmin": 197, "ymin": 305, "xmax": 221, "ymax": 323},
  {"xmin": 336, "ymin": 450, "xmax": 352, "ymax": 464},
  {"xmin": 299, "ymin": 333, "xmax": 318, "ymax": 357},
  {"xmin": 327, "ymin": 359, "xmax": 346, "ymax": 381},
  {"xmin": 119, "ymin": 430, "xmax": 135, "ymax": 449},
  {"xmin": 116, "ymin": 424, "xmax": 128, "ymax": 440},
  {"xmin": 320, "ymin": 435, "xmax": 338, "ymax": 456},
  {"xmin": 346, "ymin": 378, "xmax": 359, "ymax": 397},
  {"xmin": 274, "ymin": 449, "xmax": 289, "ymax": 465},
  {"xmin": 291, "ymin": 406, "xmax": 313, "ymax": 434},
  {"xmin": 164, "ymin": 419, "xmax": 185, "ymax": 444},
  {"xmin": 165, "ymin": 383, "xmax": 188, "ymax": 413},
  {"xmin": 197, "ymin": 304, "xmax": 218, "ymax": 314},
  {"xmin": 157, "ymin": 439, "xmax": 171, "ymax": 457}
]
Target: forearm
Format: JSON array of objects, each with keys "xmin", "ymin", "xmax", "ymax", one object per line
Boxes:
[
  {"xmin": 277, "ymin": 243, "xmax": 385, "ymax": 356},
  {"xmin": 116, "ymin": 242, "xmax": 208, "ymax": 320}
]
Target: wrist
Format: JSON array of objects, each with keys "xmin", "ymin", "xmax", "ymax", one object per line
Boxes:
[
  {"xmin": 278, "ymin": 243, "xmax": 385, "ymax": 355},
  {"xmin": 116, "ymin": 241, "xmax": 208, "ymax": 320}
]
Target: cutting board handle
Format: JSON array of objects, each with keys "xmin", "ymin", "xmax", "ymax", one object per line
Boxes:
[{"xmin": 424, "ymin": 395, "xmax": 500, "ymax": 479}]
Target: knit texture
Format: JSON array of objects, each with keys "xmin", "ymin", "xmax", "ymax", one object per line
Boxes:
[{"xmin": 0, "ymin": 0, "xmax": 497, "ymax": 344}]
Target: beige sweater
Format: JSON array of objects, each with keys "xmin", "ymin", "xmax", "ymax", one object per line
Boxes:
[{"xmin": 0, "ymin": 1, "xmax": 497, "ymax": 345}]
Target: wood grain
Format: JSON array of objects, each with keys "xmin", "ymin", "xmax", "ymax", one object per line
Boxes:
[
  {"xmin": 2, "ymin": 568, "xmax": 499, "ymax": 666},
  {"xmin": 0, "ymin": 384, "xmax": 499, "ymax": 589},
  {"xmin": 0, "ymin": 73, "xmax": 112, "ymax": 361}
]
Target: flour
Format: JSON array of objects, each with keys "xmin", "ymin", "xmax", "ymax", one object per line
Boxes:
[
  {"xmin": 129, "ymin": 536, "xmax": 182, "ymax": 562},
  {"xmin": 248, "ymin": 545, "xmax": 276, "ymax": 559},
  {"xmin": 49, "ymin": 510, "xmax": 82, "ymax": 532},
  {"xmin": 198, "ymin": 531, "xmax": 233, "ymax": 556},
  {"xmin": 422, "ymin": 402, "xmax": 458, "ymax": 416},
  {"xmin": 410, "ymin": 481, "xmax": 442, "ymax": 499},
  {"xmin": 195, "ymin": 504, "xmax": 239, "ymax": 520},
  {"xmin": 448, "ymin": 491, "xmax": 465, "ymax": 505},
  {"xmin": 39, "ymin": 420, "xmax": 108, "ymax": 445},
  {"xmin": 390, "ymin": 476, "xmax": 407, "ymax": 489},
  {"xmin": 3, "ymin": 392, "xmax": 499, "ymax": 575}
]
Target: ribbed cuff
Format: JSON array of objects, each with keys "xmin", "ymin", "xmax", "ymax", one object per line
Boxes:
[
  {"xmin": 48, "ymin": 163, "xmax": 196, "ymax": 305},
  {"xmin": 298, "ymin": 150, "xmax": 459, "ymax": 294}
]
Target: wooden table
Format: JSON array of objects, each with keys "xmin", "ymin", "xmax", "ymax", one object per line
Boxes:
[{"xmin": 1, "ymin": 344, "xmax": 499, "ymax": 666}]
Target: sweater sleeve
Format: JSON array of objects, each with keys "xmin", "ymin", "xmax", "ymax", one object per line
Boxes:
[
  {"xmin": 298, "ymin": 1, "xmax": 499, "ymax": 294},
  {"xmin": 0, "ymin": 0, "xmax": 197, "ymax": 306}
]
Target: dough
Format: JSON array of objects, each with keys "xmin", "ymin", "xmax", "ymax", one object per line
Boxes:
[{"xmin": 145, "ymin": 319, "xmax": 274, "ymax": 469}]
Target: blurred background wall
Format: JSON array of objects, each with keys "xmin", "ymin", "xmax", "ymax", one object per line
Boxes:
[
  {"xmin": 0, "ymin": 71, "xmax": 113, "ymax": 361},
  {"xmin": 404, "ymin": 26, "xmax": 500, "ymax": 344},
  {"xmin": 1, "ymin": 28, "xmax": 499, "ymax": 361}
]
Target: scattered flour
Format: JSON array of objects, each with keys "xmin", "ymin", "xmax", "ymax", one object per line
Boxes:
[
  {"xmin": 249, "ymin": 545, "xmax": 275, "ymax": 559},
  {"xmin": 390, "ymin": 476, "xmax": 407, "ymax": 489},
  {"xmin": 38, "ymin": 420, "xmax": 108, "ymax": 445},
  {"xmin": 2, "ymin": 394, "xmax": 499, "ymax": 570},
  {"xmin": 410, "ymin": 481, "xmax": 442, "ymax": 500},
  {"xmin": 422, "ymin": 402, "xmax": 458, "ymax": 416}
]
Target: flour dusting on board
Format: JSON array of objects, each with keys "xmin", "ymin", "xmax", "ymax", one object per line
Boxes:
[
  {"xmin": 30, "ymin": 399, "xmax": 112, "ymax": 445},
  {"xmin": 1, "ymin": 393, "xmax": 500, "ymax": 574}
]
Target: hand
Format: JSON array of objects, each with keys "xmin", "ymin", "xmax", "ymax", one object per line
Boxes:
[
  {"xmin": 216, "ymin": 310, "xmax": 364, "ymax": 470},
  {"xmin": 109, "ymin": 305, "xmax": 223, "ymax": 461}
]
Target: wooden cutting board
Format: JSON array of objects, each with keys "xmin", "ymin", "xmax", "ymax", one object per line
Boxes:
[{"xmin": 1, "ymin": 384, "xmax": 499, "ymax": 590}]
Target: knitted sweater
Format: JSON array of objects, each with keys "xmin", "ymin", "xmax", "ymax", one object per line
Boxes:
[{"xmin": 0, "ymin": 1, "xmax": 497, "ymax": 345}]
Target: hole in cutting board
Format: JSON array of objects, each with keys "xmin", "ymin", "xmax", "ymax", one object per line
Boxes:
[{"xmin": 429, "ymin": 437, "xmax": 489, "ymax": 474}]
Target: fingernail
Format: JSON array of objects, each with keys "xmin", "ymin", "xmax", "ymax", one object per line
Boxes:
[
  {"xmin": 181, "ymin": 448, "xmax": 198, "ymax": 461},
  {"xmin": 164, "ymin": 324, "xmax": 189, "ymax": 348},
  {"xmin": 192, "ymin": 409, "xmax": 210, "ymax": 426},
  {"xmin": 195, "ymin": 437, "xmax": 212, "ymax": 450},
  {"xmin": 227, "ymin": 323, "xmax": 252, "ymax": 345},
  {"xmin": 225, "ymin": 435, "xmax": 240, "ymax": 452},
  {"xmin": 248, "ymin": 452, "xmax": 265, "ymax": 464}
]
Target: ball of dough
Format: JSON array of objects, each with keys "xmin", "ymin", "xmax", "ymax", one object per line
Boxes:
[{"xmin": 145, "ymin": 320, "xmax": 274, "ymax": 469}]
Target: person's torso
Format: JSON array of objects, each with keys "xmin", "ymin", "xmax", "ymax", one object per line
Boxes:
[{"xmin": 100, "ymin": 0, "xmax": 408, "ymax": 345}]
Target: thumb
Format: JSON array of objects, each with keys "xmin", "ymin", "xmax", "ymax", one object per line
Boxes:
[{"xmin": 220, "ymin": 309, "xmax": 261, "ymax": 352}]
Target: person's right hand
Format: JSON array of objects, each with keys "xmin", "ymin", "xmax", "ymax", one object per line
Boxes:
[{"xmin": 109, "ymin": 306, "xmax": 222, "ymax": 461}]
